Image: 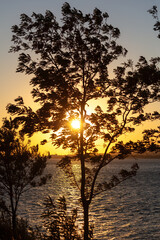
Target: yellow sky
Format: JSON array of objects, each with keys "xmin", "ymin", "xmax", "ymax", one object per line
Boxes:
[
  {"xmin": 29, "ymin": 120, "xmax": 159, "ymax": 155},
  {"xmin": 28, "ymin": 101, "xmax": 159, "ymax": 155},
  {"xmin": 0, "ymin": 0, "xmax": 160, "ymax": 155}
]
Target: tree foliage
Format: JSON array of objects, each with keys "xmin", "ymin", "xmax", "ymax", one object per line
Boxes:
[
  {"xmin": 41, "ymin": 196, "xmax": 83, "ymax": 240},
  {"xmin": 148, "ymin": 5, "xmax": 160, "ymax": 38},
  {"xmin": 0, "ymin": 118, "xmax": 51, "ymax": 238},
  {"xmin": 7, "ymin": 3, "xmax": 160, "ymax": 239}
]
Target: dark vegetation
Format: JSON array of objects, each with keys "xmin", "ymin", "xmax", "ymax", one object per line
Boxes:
[
  {"xmin": 0, "ymin": 3, "xmax": 159, "ymax": 240},
  {"xmin": 0, "ymin": 118, "xmax": 51, "ymax": 239}
]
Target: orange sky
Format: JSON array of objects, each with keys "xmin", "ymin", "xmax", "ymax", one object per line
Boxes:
[
  {"xmin": 0, "ymin": 0, "xmax": 160, "ymax": 155},
  {"xmin": 28, "ymin": 101, "xmax": 159, "ymax": 155}
]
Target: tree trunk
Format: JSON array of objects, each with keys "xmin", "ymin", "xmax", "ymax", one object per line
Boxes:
[
  {"xmin": 12, "ymin": 211, "xmax": 17, "ymax": 240},
  {"xmin": 80, "ymin": 68, "xmax": 89, "ymax": 239},
  {"xmin": 10, "ymin": 189, "xmax": 17, "ymax": 240},
  {"xmin": 83, "ymin": 201, "xmax": 89, "ymax": 240}
]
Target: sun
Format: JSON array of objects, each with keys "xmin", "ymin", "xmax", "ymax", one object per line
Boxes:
[{"xmin": 71, "ymin": 119, "xmax": 80, "ymax": 129}]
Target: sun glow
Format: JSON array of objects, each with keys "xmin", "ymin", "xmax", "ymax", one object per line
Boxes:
[{"xmin": 71, "ymin": 119, "xmax": 80, "ymax": 129}]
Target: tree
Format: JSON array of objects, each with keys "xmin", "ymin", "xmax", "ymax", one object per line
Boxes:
[
  {"xmin": 41, "ymin": 196, "xmax": 83, "ymax": 240},
  {"xmin": 0, "ymin": 211, "xmax": 38, "ymax": 240},
  {"xmin": 148, "ymin": 5, "xmax": 160, "ymax": 38},
  {"xmin": 7, "ymin": 3, "xmax": 160, "ymax": 239},
  {"xmin": 0, "ymin": 118, "xmax": 51, "ymax": 239}
]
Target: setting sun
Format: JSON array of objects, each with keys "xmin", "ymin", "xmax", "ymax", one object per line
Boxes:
[{"xmin": 71, "ymin": 119, "xmax": 80, "ymax": 129}]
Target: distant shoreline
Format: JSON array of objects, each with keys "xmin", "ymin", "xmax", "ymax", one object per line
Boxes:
[{"xmin": 49, "ymin": 152, "xmax": 160, "ymax": 161}]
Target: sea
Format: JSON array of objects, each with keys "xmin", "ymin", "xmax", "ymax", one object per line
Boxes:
[{"xmin": 19, "ymin": 157, "xmax": 160, "ymax": 240}]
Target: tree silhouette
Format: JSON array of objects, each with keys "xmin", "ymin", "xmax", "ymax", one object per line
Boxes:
[
  {"xmin": 0, "ymin": 118, "xmax": 51, "ymax": 239},
  {"xmin": 148, "ymin": 5, "xmax": 160, "ymax": 38},
  {"xmin": 8, "ymin": 3, "xmax": 160, "ymax": 239},
  {"xmin": 41, "ymin": 196, "xmax": 82, "ymax": 240}
]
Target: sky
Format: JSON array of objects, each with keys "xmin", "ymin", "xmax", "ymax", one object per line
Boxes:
[{"xmin": 0, "ymin": 0, "xmax": 160, "ymax": 154}]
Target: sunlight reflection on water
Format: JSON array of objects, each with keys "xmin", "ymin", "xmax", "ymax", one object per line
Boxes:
[{"xmin": 19, "ymin": 158, "xmax": 160, "ymax": 239}]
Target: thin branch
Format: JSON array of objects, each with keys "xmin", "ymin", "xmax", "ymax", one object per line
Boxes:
[
  {"xmin": 89, "ymin": 107, "xmax": 131, "ymax": 204},
  {"xmin": 47, "ymin": 52, "xmax": 59, "ymax": 71},
  {"xmin": 93, "ymin": 173, "xmax": 136, "ymax": 198}
]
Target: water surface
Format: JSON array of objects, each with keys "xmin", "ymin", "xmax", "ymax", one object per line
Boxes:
[{"xmin": 19, "ymin": 158, "xmax": 160, "ymax": 239}]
